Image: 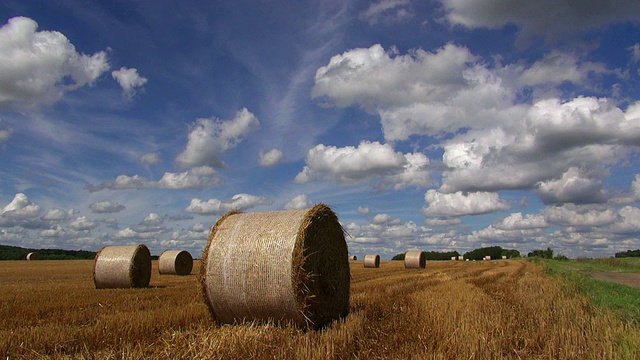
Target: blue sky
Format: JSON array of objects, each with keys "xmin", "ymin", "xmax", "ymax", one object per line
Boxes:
[{"xmin": 1, "ymin": 1, "xmax": 640, "ymax": 259}]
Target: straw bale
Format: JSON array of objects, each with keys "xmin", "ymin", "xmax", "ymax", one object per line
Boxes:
[
  {"xmin": 349, "ymin": 255, "xmax": 357, "ymax": 261},
  {"xmin": 26, "ymin": 252, "xmax": 39, "ymax": 260},
  {"xmin": 93, "ymin": 244, "xmax": 151, "ymax": 289},
  {"xmin": 200, "ymin": 204, "xmax": 350, "ymax": 329},
  {"xmin": 363, "ymin": 254, "xmax": 380, "ymax": 268},
  {"xmin": 158, "ymin": 250, "xmax": 193, "ymax": 275},
  {"xmin": 451, "ymin": 256, "xmax": 457, "ymax": 261},
  {"xmin": 404, "ymin": 251, "xmax": 426, "ymax": 269}
]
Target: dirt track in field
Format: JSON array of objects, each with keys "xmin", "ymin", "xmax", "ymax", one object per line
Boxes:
[{"xmin": 587, "ymin": 271, "xmax": 640, "ymax": 289}]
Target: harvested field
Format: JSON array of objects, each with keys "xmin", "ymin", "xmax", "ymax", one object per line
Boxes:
[{"xmin": 1, "ymin": 259, "xmax": 639, "ymax": 359}]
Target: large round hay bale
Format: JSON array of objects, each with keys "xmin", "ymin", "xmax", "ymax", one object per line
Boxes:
[
  {"xmin": 200, "ymin": 204, "xmax": 350, "ymax": 329},
  {"xmin": 349, "ymin": 255, "xmax": 357, "ymax": 261},
  {"xmin": 158, "ymin": 250, "xmax": 193, "ymax": 275},
  {"xmin": 93, "ymin": 244, "xmax": 151, "ymax": 289},
  {"xmin": 363, "ymin": 254, "xmax": 380, "ymax": 268},
  {"xmin": 404, "ymin": 251, "xmax": 426, "ymax": 269},
  {"xmin": 26, "ymin": 252, "xmax": 39, "ymax": 260}
]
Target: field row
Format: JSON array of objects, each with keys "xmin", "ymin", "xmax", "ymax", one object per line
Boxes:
[{"xmin": 1, "ymin": 259, "xmax": 639, "ymax": 359}]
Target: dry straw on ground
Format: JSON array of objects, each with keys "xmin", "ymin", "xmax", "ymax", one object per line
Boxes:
[
  {"xmin": 26, "ymin": 252, "xmax": 39, "ymax": 260},
  {"xmin": 363, "ymin": 254, "xmax": 380, "ymax": 268},
  {"xmin": 200, "ymin": 204, "xmax": 350, "ymax": 329},
  {"xmin": 158, "ymin": 250, "xmax": 193, "ymax": 275},
  {"xmin": 404, "ymin": 251, "xmax": 426, "ymax": 269},
  {"xmin": 93, "ymin": 244, "xmax": 152, "ymax": 289}
]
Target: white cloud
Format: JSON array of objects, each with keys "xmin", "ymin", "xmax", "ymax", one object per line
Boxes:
[
  {"xmin": 284, "ymin": 194, "xmax": 313, "ymax": 210},
  {"xmin": 536, "ymin": 167, "xmax": 606, "ymax": 204},
  {"xmin": 440, "ymin": 97, "xmax": 640, "ymax": 195},
  {"xmin": 439, "ymin": 0, "xmax": 640, "ymax": 48},
  {"xmin": 88, "ymin": 167, "xmax": 221, "ymax": 191},
  {"xmin": 175, "ymin": 108, "xmax": 260, "ymax": 169},
  {"xmin": 294, "ymin": 140, "xmax": 431, "ymax": 189},
  {"xmin": 424, "ymin": 217, "xmax": 462, "ymax": 227},
  {"xmin": 358, "ymin": 206, "xmax": 370, "ymax": 214},
  {"xmin": 423, "ymin": 190, "xmax": 511, "ymax": 217},
  {"xmin": 184, "ymin": 193, "xmax": 273, "ymax": 215},
  {"xmin": 40, "ymin": 224, "xmax": 65, "ymax": 238},
  {"xmin": 111, "ymin": 67, "xmax": 147, "ymax": 99},
  {"xmin": 258, "ymin": 149, "xmax": 284, "ymax": 167},
  {"xmin": 0, "ymin": 127, "xmax": 13, "ymax": 145},
  {"xmin": 630, "ymin": 43, "xmax": 640, "ymax": 63},
  {"xmin": 372, "ymin": 213, "xmax": 392, "ymax": 224},
  {"xmin": 139, "ymin": 152, "xmax": 161, "ymax": 165},
  {"xmin": 42, "ymin": 208, "xmax": 75, "ymax": 221},
  {"xmin": 90, "ymin": 201, "xmax": 126, "ymax": 213},
  {"xmin": 517, "ymin": 51, "xmax": 610, "ymax": 87},
  {"xmin": 610, "ymin": 206, "xmax": 640, "ymax": 234},
  {"xmin": 359, "ymin": 0, "xmax": 413, "ymax": 25},
  {"xmin": 493, "ymin": 212, "xmax": 548, "ymax": 230},
  {"xmin": 2, "ymin": 193, "xmax": 41, "ymax": 219},
  {"xmin": 0, "ymin": 17, "xmax": 110, "ymax": 107},
  {"xmin": 543, "ymin": 204, "xmax": 619, "ymax": 227},
  {"xmin": 69, "ymin": 216, "xmax": 97, "ymax": 231}
]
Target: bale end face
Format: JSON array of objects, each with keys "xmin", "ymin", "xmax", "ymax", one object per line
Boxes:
[
  {"xmin": 404, "ymin": 251, "xmax": 426, "ymax": 269},
  {"xmin": 93, "ymin": 244, "xmax": 152, "ymax": 289},
  {"xmin": 200, "ymin": 204, "xmax": 350, "ymax": 330},
  {"xmin": 363, "ymin": 254, "xmax": 380, "ymax": 268},
  {"xmin": 159, "ymin": 250, "xmax": 193, "ymax": 275}
]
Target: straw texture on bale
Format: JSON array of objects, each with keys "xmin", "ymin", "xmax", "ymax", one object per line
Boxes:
[
  {"xmin": 26, "ymin": 252, "xmax": 39, "ymax": 260},
  {"xmin": 349, "ymin": 255, "xmax": 357, "ymax": 261},
  {"xmin": 93, "ymin": 244, "xmax": 151, "ymax": 289},
  {"xmin": 158, "ymin": 250, "xmax": 193, "ymax": 275},
  {"xmin": 200, "ymin": 204, "xmax": 350, "ymax": 329},
  {"xmin": 363, "ymin": 254, "xmax": 380, "ymax": 268},
  {"xmin": 404, "ymin": 251, "xmax": 426, "ymax": 269}
]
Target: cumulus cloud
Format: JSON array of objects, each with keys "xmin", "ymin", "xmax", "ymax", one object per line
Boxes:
[
  {"xmin": 440, "ymin": 97, "xmax": 640, "ymax": 196},
  {"xmin": 115, "ymin": 213, "xmax": 170, "ymax": 239},
  {"xmin": 175, "ymin": 108, "xmax": 260, "ymax": 169},
  {"xmin": 111, "ymin": 67, "xmax": 147, "ymax": 99},
  {"xmin": 439, "ymin": 0, "xmax": 640, "ymax": 48},
  {"xmin": 359, "ymin": 0, "xmax": 414, "ymax": 25},
  {"xmin": 0, "ymin": 17, "xmax": 110, "ymax": 107},
  {"xmin": 424, "ymin": 217, "xmax": 462, "ymax": 227},
  {"xmin": 184, "ymin": 193, "xmax": 273, "ymax": 215},
  {"xmin": 536, "ymin": 167, "xmax": 606, "ymax": 204},
  {"xmin": 258, "ymin": 149, "xmax": 284, "ymax": 167},
  {"xmin": 630, "ymin": 43, "xmax": 640, "ymax": 63},
  {"xmin": 493, "ymin": 212, "xmax": 548, "ymax": 230},
  {"xmin": 423, "ymin": 190, "xmax": 511, "ymax": 217},
  {"xmin": 294, "ymin": 141, "xmax": 432, "ymax": 189},
  {"xmin": 543, "ymin": 204, "xmax": 619, "ymax": 227},
  {"xmin": 40, "ymin": 224, "xmax": 65, "ymax": 238},
  {"xmin": 88, "ymin": 167, "xmax": 222, "ymax": 191},
  {"xmin": 42, "ymin": 208, "xmax": 77, "ymax": 221},
  {"xmin": 284, "ymin": 194, "xmax": 313, "ymax": 210},
  {"xmin": 139, "ymin": 152, "xmax": 161, "ymax": 165},
  {"xmin": 2, "ymin": 193, "xmax": 41, "ymax": 219},
  {"xmin": 90, "ymin": 200, "xmax": 126, "ymax": 213},
  {"xmin": 69, "ymin": 216, "xmax": 97, "ymax": 231},
  {"xmin": 358, "ymin": 206, "xmax": 370, "ymax": 214}
]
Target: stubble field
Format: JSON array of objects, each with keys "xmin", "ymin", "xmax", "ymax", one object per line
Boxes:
[{"xmin": 1, "ymin": 259, "xmax": 639, "ymax": 359}]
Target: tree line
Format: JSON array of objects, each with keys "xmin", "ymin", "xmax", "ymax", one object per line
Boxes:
[{"xmin": 0, "ymin": 244, "xmax": 97, "ymax": 260}]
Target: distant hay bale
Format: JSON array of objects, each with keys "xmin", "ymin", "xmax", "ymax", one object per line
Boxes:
[
  {"xmin": 349, "ymin": 255, "xmax": 357, "ymax": 261},
  {"xmin": 484, "ymin": 255, "xmax": 491, "ymax": 261},
  {"xmin": 458, "ymin": 256, "xmax": 464, "ymax": 261},
  {"xmin": 26, "ymin": 252, "xmax": 39, "ymax": 260},
  {"xmin": 404, "ymin": 251, "xmax": 426, "ymax": 269},
  {"xmin": 158, "ymin": 250, "xmax": 193, "ymax": 275},
  {"xmin": 502, "ymin": 255, "xmax": 507, "ymax": 259},
  {"xmin": 200, "ymin": 204, "xmax": 350, "ymax": 329},
  {"xmin": 93, "ymin": 244, "xmax": 151, "ymax": 289},
  {"xmin": 451, "ymin": 256, "xmax": 457, "ymax": 261},
  {"xmin": 363, "ymin": 254, "xmax": 380, "ymax": 268}
]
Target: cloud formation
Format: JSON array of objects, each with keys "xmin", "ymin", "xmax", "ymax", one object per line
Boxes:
[
  {"xmin": 111, "ymin": 67, "xmax": 147, "ymax": 99},
  {"xmin": 90, "ymin": 201, "xmax": 126, "ymax": 213},
  {"xmin": 0, "ymin": 17, "xmax": 110, "ymax": 107},
  {"xmin": 423, "ymin": 190, "xmax": 511, "ymax": 217},
  {"xmin": 258, "ymin": 149, "xmax": 283, "ymax": 167},
  {"xmin": 175, "ymin": 108, "xmax": 260, "ymax": 169},
  {"xmin": 184, "ymin": 194, "xmax": 272, "ymax": 215}
]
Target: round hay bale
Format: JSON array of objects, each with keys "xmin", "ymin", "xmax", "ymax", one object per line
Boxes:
[
  {"xmin": 200, "ymin": 204, "xmax": 350, "ymax": 329},
  {"xmin": 93, "ymin": 244, "xmax": 151, "ymax": 289},
  {"xmin": 349, "ymin": 255, "xmax": 357, "ymax": 261},
  {"xmin": 404, "ymin": 251, "xmax": 426, "ymax": 269},
  {"xmin": 26, "ymin": 252, "xmax": 39, "ymax": 260},
  {"xmin": 363, "ymin": 254, "xmax": 380, "ymax": 268},
  {"xmin": 158, "ymin": 250, "xmax": 193, "ymax": 275}
]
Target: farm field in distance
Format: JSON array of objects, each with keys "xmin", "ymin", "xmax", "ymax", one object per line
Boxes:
[{"xmin": 2, "ymin": 259, "xmax": 639, "ymax": 359}]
